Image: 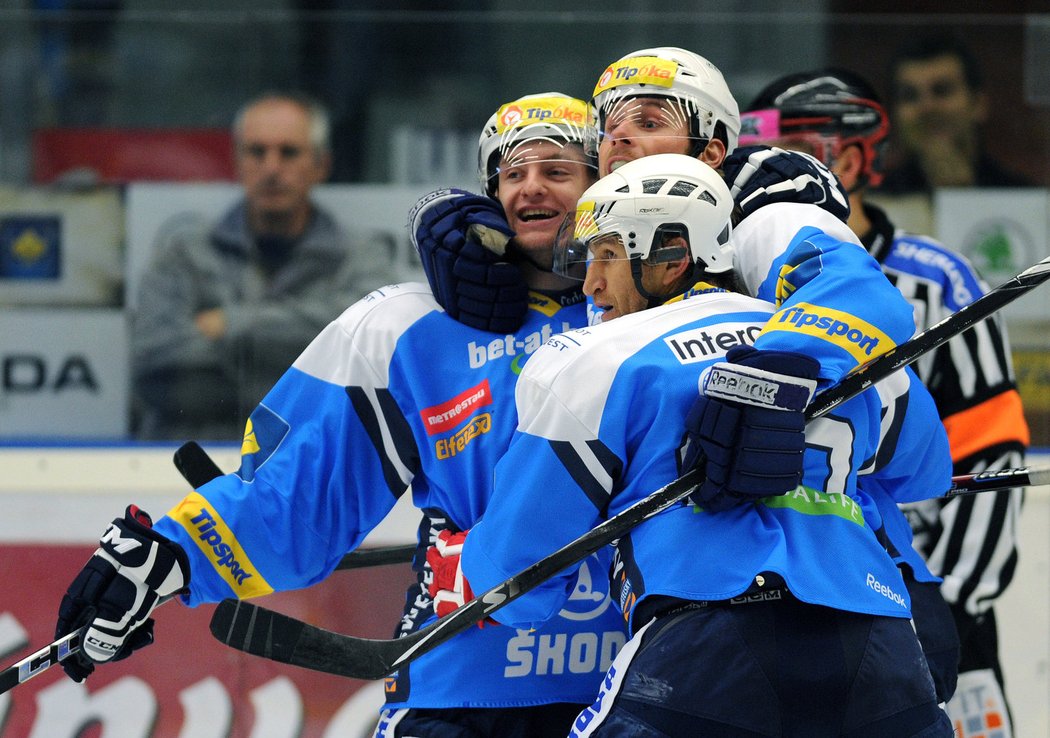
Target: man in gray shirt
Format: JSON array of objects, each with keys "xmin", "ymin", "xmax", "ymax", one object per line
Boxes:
[{"xmin": 132, "ymin": 92, "xmax": 394, "ymax": 440}]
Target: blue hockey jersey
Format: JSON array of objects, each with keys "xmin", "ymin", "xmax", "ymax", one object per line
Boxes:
[
  {"xmin": 153, "ymin": 282, "xmax": 629, "ymax": 709},
  {"xmin": 462, "ymin": 289, "xmax": 952, "ymax": 634},
  {"xmin": 733, "ymin": 203, "xmax": 916, "ymax": 387}
]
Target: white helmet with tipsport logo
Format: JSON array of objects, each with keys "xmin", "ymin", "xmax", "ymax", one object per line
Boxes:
[
  {"xmin": 477, "ymin": 91, "xmax": 598, "ymax": 197},
  {"xmin": 559, "ymin": 153, "xmax": 734, "ymax": 276},
  {"xmin": 592, "ymin": 47, "xmax": 741, "ymax": 155}
]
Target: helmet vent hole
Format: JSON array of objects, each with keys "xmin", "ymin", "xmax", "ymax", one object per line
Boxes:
[
  {"xmin": 615, "ymin": 185, "xmax": 630, "ymax": 193},
  {"xmin": 642, "ymin": 178, "xmax": 667, "ymax": 194},
  {"xmin": 669, "ymin": 181, "xmax": 698, "ymax": 197}
]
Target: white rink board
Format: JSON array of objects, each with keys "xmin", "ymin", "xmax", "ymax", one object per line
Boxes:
[{"xmin": 0, "ymin": 445, "xmax": 1047, "ymax": 736}]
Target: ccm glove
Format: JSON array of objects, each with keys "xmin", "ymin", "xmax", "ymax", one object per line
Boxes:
[
  {"xmin": 55, "ymin": 505, "xmax": 189, "ymax": 682},
  {"xmin": 723, "ymin": 146, "xmax": 850, "ymax": 224},
  {"xmin": 410, "ymin": 188, "xmax": 527, "ymax": 333},
  {"xmin": 679, "ymin": 346, "xmax": 820, "ymax": 511}
]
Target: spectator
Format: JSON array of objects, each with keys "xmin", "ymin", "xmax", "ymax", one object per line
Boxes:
[
  {"xmin": 131, "ymin": 92, "xmax": 395, "ymax": 440},
  {"xmin": 878, "ymin": 33, "xmax": 1032, "ymax": 193},
  {"xmin": 741, "ymin": 67, "xmax": 1030, "ymax": 734}
]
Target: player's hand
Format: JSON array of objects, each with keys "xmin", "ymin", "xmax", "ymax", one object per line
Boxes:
[
  {"xmin": 55, "ymin": 505, "xmax": 190, "ymax": 682},
  {"xmin": 723, "ymin": 146, "xmax": 850, "ymax": 224},
  {"xmin": 426, "ymin": 530, "xmax": 476, "ymax": 618},
  {"xmin": 410, "ymin": 188, "xmax": 527, "ymax": 334},
  {"xmin": 679, "ymin": 346, "xmax": 819, "ymax": 511}
]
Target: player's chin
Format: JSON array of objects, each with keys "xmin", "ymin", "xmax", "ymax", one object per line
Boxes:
[{"xmin": 512, "ymin": 228, "xmax": 559, "ymax": 256}]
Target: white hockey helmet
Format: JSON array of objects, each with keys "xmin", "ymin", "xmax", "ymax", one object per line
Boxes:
[
  {"xmin": 557, "ymin": 153, "xmax": 734, "ymax": 277},
  {"xmin": 592, "ymin": 47, "xmax": 741, "ymax": 155},
  {"xmin": 477, "ymin": 92, "xmax": 598, "ymax": 196}
]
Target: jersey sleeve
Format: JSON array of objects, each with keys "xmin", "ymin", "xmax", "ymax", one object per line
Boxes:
[
  {"xmin": 154, "ymin": 289, "xmax": 422, "ymax": 605},
  {"xmin": 733, "ymin": 203, "xmax": 917, "ymax": 387},
  {"xmin": 462, "ymin": 351, "xmax": 620, "ymax": 629}
]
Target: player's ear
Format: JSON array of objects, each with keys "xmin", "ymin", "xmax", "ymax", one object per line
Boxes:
[
  {"xmin": 699, "ymin": 138, "xmax": 726, "ymax": 168},
  {"xmin": 660, "ymin": 238, "xmax": 693, "ymax": 289},
  {"xmin": 832, "ymin": 144, "xmax": 864, "ymax": 191}
]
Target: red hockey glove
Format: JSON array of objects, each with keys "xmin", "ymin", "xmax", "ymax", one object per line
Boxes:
[
  {"xmin": 425, "ymin": 530, "xmax": 497, "ymax": 628},
  {"xmin": 426, "ymin": 530, "xmax": 476, "ymax": 618}
]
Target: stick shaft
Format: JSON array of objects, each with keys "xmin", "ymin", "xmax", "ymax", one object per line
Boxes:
[{"xmin": 209, "ymin": 254, "xmax": 1050, "ymax": 680}]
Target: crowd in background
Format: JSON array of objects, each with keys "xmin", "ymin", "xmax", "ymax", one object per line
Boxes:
[{"xmin": 0, "ymin": 7, "xmax": 1047, "ymax": 444}]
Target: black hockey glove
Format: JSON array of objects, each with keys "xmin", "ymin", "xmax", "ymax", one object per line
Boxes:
[
  {"xmin": 410, "ymin": 188, "xmax": 528, "ymax": 334},
  {"xmin": 55, "ymin": 505, "xmax": 189, "ymax": 682},
  {"xmin": 679, "ymin": 346, "xmax": 819, "ymax": 512},
  {"xmin": 724, "ymin": 146, "xmax": 850, "ymax": 224}
]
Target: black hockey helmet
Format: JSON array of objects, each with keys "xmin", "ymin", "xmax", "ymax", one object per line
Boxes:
[{"xmin": 740, "ymin": 68, "xmax": 889, "ymax": 188}]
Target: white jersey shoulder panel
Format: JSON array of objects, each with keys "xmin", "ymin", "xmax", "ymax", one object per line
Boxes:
[
  {"xmin": 293, "ymin": 282, "xmax": 439, "ymax": 387},
  {"xmin": 516, "ymin": 292, "xmax": 772, "ymax": 441},
  {"xmin": 731, "ymin": 203, "xmax": 862, "ymax": 297}
]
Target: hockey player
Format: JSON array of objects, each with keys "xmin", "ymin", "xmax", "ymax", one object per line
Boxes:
[
  {"xmin": 740, "ymin": 67, "xmax": 1029, "ymax": 735},
  {"xmin": 52, "ymin": 93, "xmax": 630, "ymax": 738},
  {"xmin": 429, "ymin": 154, "xmax": 955, "ymax": 736},
  {"xmin": 433, "ymin": 48, "xmax": 929, "ymax": 514},
  {"xmin": 410, "ymin": 50, "xmax": 852, "ymax": 337}
]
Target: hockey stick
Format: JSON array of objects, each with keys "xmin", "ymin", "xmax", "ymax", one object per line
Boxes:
[
  {"xmin": 0, "ymin": 449, "xmax": 417, "ymax": 696},
  {"xmin": 173, "ymin": 441, "xmax": 416, "ymax": 570},
  {"xmin": 4, "ymin": 467, "xmax": 1042, "ymax": 695},
  {"xmin": 946, "ymin": 466, "xmax": 1050, "ymax": 498},
  {"xmin": 0, "ymin": 591, "xmax": 178, "ymax": 696},
  {"xmin": 208, "ymin": 253, "xmax": 1050, "ymax": 681}
]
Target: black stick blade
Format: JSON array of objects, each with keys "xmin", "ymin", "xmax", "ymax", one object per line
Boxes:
[
  {"xmin": 210, "ymin": 598, "xmax": 418, "ymax": 680},
  {"xmin": 173, "ymin": 441, "xmax": 225, "ymax": 489}
]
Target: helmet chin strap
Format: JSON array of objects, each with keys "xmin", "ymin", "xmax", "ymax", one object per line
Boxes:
[{"xmin": 630, "ymin": 257, "xmax": 691, "ymax": 308}]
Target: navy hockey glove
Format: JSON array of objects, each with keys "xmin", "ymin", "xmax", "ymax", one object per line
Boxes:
[
  {"xmin": 679, "ymin": 346, "xmax": 819, "ymax": 512},
  {"xmin": 410, "ymin": 188, "xmax": 528, "ymax": 333},
  {"xmin": 55, "ymin": 505, "xmax": 189, "ymax": 682},
  {"xmin": 723, "ymin": 146, "xmax": 850, "ymax": 224}
]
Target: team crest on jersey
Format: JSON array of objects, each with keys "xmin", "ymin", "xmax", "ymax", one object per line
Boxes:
[
  {"xmin": 237, "ymin": 404, "xmax": 290, "ymax": 482},
  {"xmin": 558, "ymin": 556, "xmax": 615, "ymax": 621}
]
